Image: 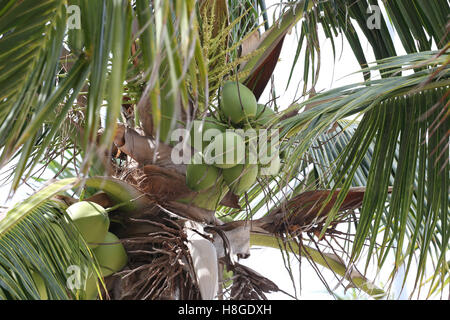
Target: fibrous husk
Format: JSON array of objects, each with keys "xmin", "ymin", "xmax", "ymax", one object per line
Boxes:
[
  {"xmin": 104, "ymin": 218, "xmax": 201, "ymax": 300},
  {"xmin": 226, "ymin": 262, "xmax": 279, "ymax": 300}
]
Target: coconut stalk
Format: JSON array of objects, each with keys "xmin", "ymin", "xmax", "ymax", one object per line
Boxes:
[{"xmin": 250, "ymin": 233, "xmax": 386, "ymax": 299}]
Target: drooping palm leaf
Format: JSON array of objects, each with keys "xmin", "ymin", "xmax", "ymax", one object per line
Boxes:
[
  {"xmin": 0, "ymin": 0, "xmax": 134, "ymax": 192},
  {"xmin": 250, "ymin": 233, "xmax": 386, "ymax": 298},
  {"xmin": 0, "ymin": 0, "xmax": 66, "ymax": 172},
  {"xmin": 282, "ymin": 51, "xmax": 448, "ymax": 294},
  {"xmin": 278, "ymin": 0, "xmax": 450, "ymax": 95},
  {"xmin": 304, "ymin": 115, "xmax": 449, "ymax": 298}
]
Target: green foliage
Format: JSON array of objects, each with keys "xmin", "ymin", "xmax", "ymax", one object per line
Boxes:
[{"xmin": 279, "ymin": 52, "xmax": 449, "ymax": 295}]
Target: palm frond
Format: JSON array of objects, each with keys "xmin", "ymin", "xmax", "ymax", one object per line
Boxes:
[
  {"xmin": 0, "ymin": 0, "xmax": 135, "ymax": 193},
  {"xmin": 282, "ymin": 51, "xmax": 449, "ymax": 294},
  {"xmin": 283, "ymin": 0, "xmax": 450, "ymax": 93},
  {"xmin": 0, "ymin": 0, "xmax": 66, "ymax": 167}
]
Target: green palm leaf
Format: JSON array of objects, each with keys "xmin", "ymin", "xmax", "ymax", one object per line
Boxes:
[{"xmin": 281, "ymin": 52, "xmax": 449, "ymax": 292}]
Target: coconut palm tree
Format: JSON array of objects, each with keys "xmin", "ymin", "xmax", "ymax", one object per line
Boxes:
[{"xmin": 0, "ymin": 0, "xmax": 448, "ymax": 300}]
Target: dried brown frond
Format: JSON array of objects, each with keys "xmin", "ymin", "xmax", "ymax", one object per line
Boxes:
[{"xmin": 224, "ymin": 262, "xmax": 279, "ymax": 300}]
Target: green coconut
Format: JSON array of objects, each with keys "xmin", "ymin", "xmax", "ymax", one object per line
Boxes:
[
  {"xmin": 93, "ymin": 232, "xmax": 128, "ymax": 277},
  {"xmin": 31, "ymin": 272, "xmax": 48, "ymax": 300},
  {"xmin": 258, "ymin": 139, "xmax": 280, "ymax": 165},
  {"xmin": 80, "ymin": 271, "xmax": 100, "ymax": 300},
  {"xmin": 178, "ymin": 180, "xmax": 229, "ymax": 211},
  {"xmin": 186, "ymin": 154, "xmax": 221, "ymax": 192},
  {"xmin": 223, "ymin": 164, "xmax": 258, "ymax": 195},
  {"xmin": 204, "ymin": 131, "xmax": 246, "ymax": 169},
  {"xmin": 221, "ymin": 81, "xmax": 257, "ymax": 124},
  {"xmin": 189, "ymin": 117, "xmax": 227, "ymax": 150},
  {"xmin": 66, "ymin": 201, "xmax": 110, "ymax": 249},
  {"xmin": 255, "ymin": 104, "xmax": 276, "ymax": 126},
  {"xmin": 259, "ymin": 155, "xmax": 281, "ymax": 176},
  {"xmin": 223, "ymin": 267, "xmax": 234, "ymax": 288}
]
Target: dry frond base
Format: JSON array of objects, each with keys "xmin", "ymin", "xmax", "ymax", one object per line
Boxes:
[{"xmin": 104, "ymin": 218, "xmax": 201, "ymax": 300}]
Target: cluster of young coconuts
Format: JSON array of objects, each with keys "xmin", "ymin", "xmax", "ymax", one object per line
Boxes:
[
  {"xmin": 27, "ymin": 83, "xmax": 276, "ymax": 300},
  {"xmin": 185, "ymin": 81, "xmax": 280, "ymax": 195},
  {"xmin": 33, "ymin": 201, "xmax": 127, "ymax": 300}
]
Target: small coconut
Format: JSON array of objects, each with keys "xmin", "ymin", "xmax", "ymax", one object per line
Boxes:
[
  {"xmin": 204, "ymin": 132, "xmax": 246, "ymax": 169},
  {"xmin": 186, "ymin": 153, "xmax": 221, "ymax": 192},
  {"xmin": 66, "ymin": 201, "xmax": 110, "ymax": 249},
  {"xmin": 178, "ymin": 180, "xmax": 229, "ymax": 211},
  {"xmin": 221, "ymin": 81, "xmax": 257, "ymax": 124},
  {"xmin": 80, "ymin": 270, "xmax": 100, "ymax": 300},
  {"xmin": 258, "ymin": 139, "xmax": 280, "ymax": 166},
  {"xmin": 259, "ymin": 155, "xmax": 281, "ymax": 176},
  {"xmin": 93, "ymin": 232, "xmax": 128, "ymax": 277},
  {"xmin": 188, "ymin": 116, "xmax": 227, "ymax": 150},
  {"xmin": 223, "ymin": 164, "xmax": 258, "ymax": 195},
  {"xmin": 255, "ymin": 104, "xmax": 275, "ymax": 126}
]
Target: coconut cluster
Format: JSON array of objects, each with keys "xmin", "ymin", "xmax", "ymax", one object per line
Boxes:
[
  {"xmin": 185, "ymin": 81, "xmax": 281, "ymax": 196},
  {"xmin": 66, "ymin": 201, "xmax": 127, "ymax": 299},
  {"xmin": 32, "ymin": 201, "xmax": 128, "ymax": 300}
]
